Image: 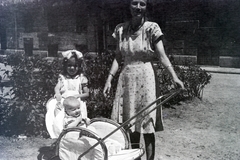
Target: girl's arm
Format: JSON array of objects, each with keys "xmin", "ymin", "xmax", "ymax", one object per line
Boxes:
[
  {"xmin": 103, "ymin": 58, "xmax": 119, "ymax": 97},
  {"xmin": 54, "ymin": 81, "xmax": 62, "ymax": 101},
  {"xmin": 77, "ymin": 85, "xmax": 89, "ymax": 101},
  {"xmin": 154, "ymin": 40, "xmax": 184, "ymax": 89},
  {"xmin": 75, "ymin": 76, "xmax": 89, "ymax": 100}
]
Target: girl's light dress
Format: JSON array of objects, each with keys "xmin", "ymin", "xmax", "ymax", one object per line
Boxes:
[
  {"xmin": 111, "ymin": 21, "xmax": 164, "ymax": 133},
  {"xmin": 58, "ymin": 73, "xmax": 88, "ymax": 118},
  {"xmin": 46, "ymin": 73, "xmax": 88, "ymax": 138}
]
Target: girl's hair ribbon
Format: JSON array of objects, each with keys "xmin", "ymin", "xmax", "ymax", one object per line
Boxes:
[{"xmin": 62, "ymin": 50, "xmax": 83, "ymax": 59}]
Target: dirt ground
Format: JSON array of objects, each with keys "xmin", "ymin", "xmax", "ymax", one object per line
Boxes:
[{"xmin": 0, "ymin": 72, "xmax": 240, "ymax": 160}]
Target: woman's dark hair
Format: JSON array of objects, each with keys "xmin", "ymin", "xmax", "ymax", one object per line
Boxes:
[{"xmin": 62, "ymin": 51, "xmax": 86, "ymax": 76}]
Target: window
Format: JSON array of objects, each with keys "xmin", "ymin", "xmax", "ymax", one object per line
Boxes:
[
  {"xmin": 24, "ymin": 38, "xmax": 33, "ymax": 56},
  {"xmin": 47, "ymin": 10, "xmax": 58, "ymax": 32},
  {"xmin": 48, "ymin": 44, "xmax": 58, "ymax": 57}
]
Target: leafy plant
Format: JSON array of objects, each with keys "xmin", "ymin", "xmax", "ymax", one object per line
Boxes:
[
  {"xmin": 0, "ymin": 51, "xmax": 211, "ymax": 137},
  {"xmin": 151, "ymin": 60, "xmax": 211, "ymax": 108},
  {"xmin": 0, "ymin": 53, "xmax": 62, "ymax": 137},
  {"xmin": 85, "ymin": 50, "xmax": 119, "ymax": 119}
]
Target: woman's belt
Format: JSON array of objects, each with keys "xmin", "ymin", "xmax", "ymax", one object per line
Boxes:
[{"xmin": 124, "ymin": 60, "xmax": 151, "ymax": 65}]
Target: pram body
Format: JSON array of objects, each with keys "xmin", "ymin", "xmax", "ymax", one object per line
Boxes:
[
  {"xmin": 45, "ymin": 99, "xmax": 144, "ymax": 160},
  {"xmin": 54, "ymin": 118, "xmax": 144, "ymax": 160},
  {"xmin": 44, "ymin": 89, "xmax": 182, "ymax": 160}
]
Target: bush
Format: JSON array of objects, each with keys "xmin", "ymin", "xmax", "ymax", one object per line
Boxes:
[
  {"xmin": 0, "ymin": 53, "xmax": 62, "ymax": 137},
  {"xmin": 0, "ymin": 52, "xmax": 211, "ymax": 137},
  {"xmin": 85, "ymin": 50, "xmax": 119, "ymax": 119},
  {"xmin": 154, "ymin": 62, "xmax": 211, "ymax": 107}
]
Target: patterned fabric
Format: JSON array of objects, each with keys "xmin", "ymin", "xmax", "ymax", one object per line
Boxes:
[{"xmin": 111, "ymin": 21, "xmax": 164, "ymax": 133}]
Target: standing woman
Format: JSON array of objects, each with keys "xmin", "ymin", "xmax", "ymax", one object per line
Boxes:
[{"xmin": 103, "ymin": 0, "xmax": 184, "ymax": 159}]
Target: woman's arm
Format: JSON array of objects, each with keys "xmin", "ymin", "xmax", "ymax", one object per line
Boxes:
[
  {"xmin": 103, "ymin": 58, "xmax": 119, "ymax": 97},
  {"xmin": 154, "ymin": 40, "xmax": 184, "ymax": 89}
]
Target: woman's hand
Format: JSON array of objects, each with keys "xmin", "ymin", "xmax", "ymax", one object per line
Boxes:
[
  {"xmin": 103, "ymin": 59, "xmax": 119, "ymax": 97},
  {"xmin": 103, "ymin": 81, "xmax": 111, "ymax": 97},
  {"xmin": 173, "ymin": 77, "xmax": 185, "ymax": 89}
]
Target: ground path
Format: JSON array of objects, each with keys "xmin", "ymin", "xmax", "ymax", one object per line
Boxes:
[
  {"xmin": 151, "ymin": 73, "xmax": 240, "ymax": 160},
  {"xmin": 0, "ymin": 72, "xmax": 240, "ymax": 160}
]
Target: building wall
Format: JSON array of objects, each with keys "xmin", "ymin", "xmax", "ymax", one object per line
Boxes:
[
  {"xmin": 1, "ymin": 0, "xmax": 240, "ymax": 67},
  {"xmin": 150, "ymin": 0, "xmax": 240, "ymax": 67},
  {"xmin": 1, "ymin": 1, "xmax": 99, "ymax": 56},
  {"xmin": 101, "ymin": 0, "xmax": 240, "ymax": 67}
]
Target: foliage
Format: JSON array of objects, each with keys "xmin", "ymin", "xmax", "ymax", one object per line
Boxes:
[
  {"xmin": 155, "ymin": 61, "xmax": 211, "ymax": 107},
  {"xmin": 0, "ymin": 51, "xmax": 211, "ymax": 137},
  {"xmin": 0, "ymin": 53, "xmax": 62, "ymax": 137},
  {"xmin": 85, "ymin": 50, "xmax": 119, "ymax": 119}
]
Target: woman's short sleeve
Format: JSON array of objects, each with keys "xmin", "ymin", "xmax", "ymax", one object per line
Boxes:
[
  {"xmin": 112, "ymin": 23, "xmax": 122, "ymax": 39},
  {"xmin": 150, "ymin": 22, "xmax": 164, "ymax": 44},
  {"xmin": 112, "ymin": 26, "xmax": 117, "ymax": 39}
]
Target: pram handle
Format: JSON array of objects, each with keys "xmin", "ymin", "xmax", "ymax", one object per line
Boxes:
[{"xmin": 78, "ymin": 88, "xmax": 183, "ymax": 159}]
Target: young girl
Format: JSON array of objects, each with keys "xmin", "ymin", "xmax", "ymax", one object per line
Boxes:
[
  {"xmin": 54, "ymin": 49, "xmax": 89, "ymax": 118},
  {"xmin": 46, "ymin": 49, "xmax": 89, "ymax": 138}
]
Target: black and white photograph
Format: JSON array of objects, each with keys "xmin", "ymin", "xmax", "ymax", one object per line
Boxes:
[{"xmin": 0, "ymin": 0, "xmax": 239, "ymax": 160}]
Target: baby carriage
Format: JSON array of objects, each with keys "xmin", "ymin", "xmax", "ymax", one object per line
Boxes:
[{"xmin": 44, "ymin": 89, "xmax": 182, "ymax": 160}]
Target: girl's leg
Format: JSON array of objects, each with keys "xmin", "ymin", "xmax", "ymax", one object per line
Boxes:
[
  {"xmin": 130, "ymin": 132, "xmax": 141, "ymax": 160},
  {"xmin": 143, "ymin": 133, "xmax": 155, "ymax": 160}
]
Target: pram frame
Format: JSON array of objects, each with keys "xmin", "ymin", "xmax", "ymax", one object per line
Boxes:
[
  {"xmin": 47, "ymin": 89, "xmax": 182, "ymax": 160},
  {"xmin": 79, "ymin": 89, "xmax": 182, "ymax": 159},
  {"xmin": 52, "ymin": 118, "xmax": 144, "ymax": 160}
]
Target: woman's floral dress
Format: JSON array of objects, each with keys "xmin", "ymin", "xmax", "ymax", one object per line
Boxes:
[{"xmin": 111, "ymin": 21, "xmax": 164, "ymax": 133}]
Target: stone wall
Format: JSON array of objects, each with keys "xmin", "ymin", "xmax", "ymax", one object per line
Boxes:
[
  {"xmin": 1, "ymin": 0, "xmax": 240, "ymax": 67},
  {"xmin": 2, "ymin": 2, "xmax": 98, "ymax": 56}
]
